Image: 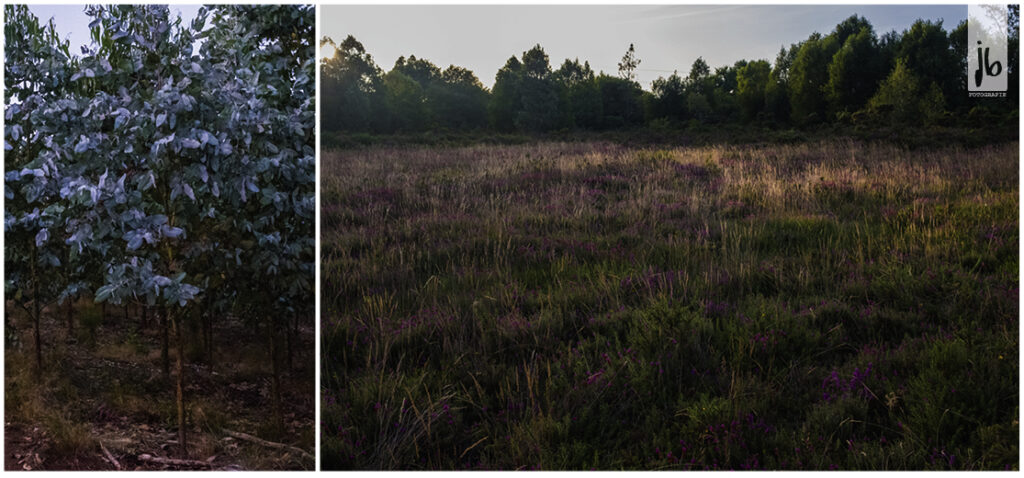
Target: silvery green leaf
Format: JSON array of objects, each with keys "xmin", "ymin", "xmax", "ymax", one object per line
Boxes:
[
  {"xmin": 161, "ymin": 225, "xmax": 184, "ymax": 238},
  {"xmin": 126, "ymin": 233, "xmax": 143, "ymax": 251},
  {"xmin": 35, "ymin": 228, "xmax": 48, "ymax": 246},
  {"xmin": 94, "ymin": 285, "xmax": 113, "ymax": 303},
  {"xmin": 84, "ymin": 68, "xmax": 95, "ymax": 78},
  {"xmin": 156, "ymin": 113, "xmax": 166, "ymax": 127},
  {"xmin": 181, "ymin": 138, "xmax": 201, "ymax": 149},
  {"xmin": 74, "ymin": 136, "xmax": 90, "ymax": 153},
  {"xmin": 182, "ymin": 183, "xmax": 195, "ymax": 201}
]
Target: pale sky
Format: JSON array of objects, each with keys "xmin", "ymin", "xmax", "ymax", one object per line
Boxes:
[{"xmin": 322, "ymin": 5, "xmax": 968, "ymax": 90}]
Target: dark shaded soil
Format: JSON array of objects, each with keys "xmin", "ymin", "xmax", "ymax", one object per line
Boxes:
[{"xmin": 5, "ymin": 304, "xmax": 315, "ymax": 470}]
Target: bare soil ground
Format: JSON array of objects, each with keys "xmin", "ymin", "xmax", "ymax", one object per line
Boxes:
[{"xmin": 5, "ymin": 303, "xmax": 315, "ymax": 470}]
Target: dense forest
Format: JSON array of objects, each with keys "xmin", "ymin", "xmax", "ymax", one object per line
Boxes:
[{"xmin": 321, "ymin": 11, "xmax": 1018, "ymax": 140}]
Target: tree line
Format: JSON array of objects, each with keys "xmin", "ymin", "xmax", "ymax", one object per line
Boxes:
[{"xmin": 322, "ymin": 10, "xmax": 1018, "ymax": 136}]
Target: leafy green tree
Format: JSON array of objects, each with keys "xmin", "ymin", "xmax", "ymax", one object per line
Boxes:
[
  {"xmin": 867, "ymin": 58, "xmax": 929, "ymax": 125},
  {"xmin": 515, "ymin": 45, "xmax": 560, "ymax": 131},
  {"xmin": 710, "ymin": 63, "xmax": 743, "ymax": 122},
  {"xmin": 826, "ymin": 25, "xmax": 884, "ymax": 116},
  {"xmin": 382, "ymin": 70, "xmax": 428, "ymax": 132},
  {"xmin": 596, "ymin": 74, "xmax": 644, "ymax": 128},
  {"xmin": 919, "ymin": 81, "xmax": 947, "ymax": 126},
  {"xmin": 618, "ymin": 43, "xmax": 641, "ymax": 81},
  {"xmin": 788, "ymin": 33, "xmax": 839, "ymax": 124},
  {"xmin": 737, "ymin": 60, "xmax": 772, "ymax": 121},
  {"xmin": 896, "ymin": 19, "xmax": 958, "ymax": 99},
  {"xmin": 489, "ymin": 56, "xmax": 523, "ymax": 131},
  {"xmin": 947, "ymin": 20, "xmax": 969, "ymax": 112},
  {"xmin": 687, "ymin": 56, "xmax": 712, "ymax": 95},
  {"xmin": 764, "ymin": 45, "xmax": 798, "ymax": 123},
  {"xmin": 321, "ymin": 35, "xmax": 383, "ymax": 132},
  {"xmin": 4, "ymin": 5, "xmax": 79, "ymax": 375},
  {"xmin": 832, "ymin": 14, "xmax": 874, "ymax": 45},
  {"xmin": 554, "ymin": 58, "xmax": 602, "ymax": 129},
  {"xmin": 649, "ymin": 72, "xmax": 687, "ymax": 122},
  {"xmin": 521, "ymin": 44, "xmax": 551, "ymax": 80},
  {"xmin": 429, "ymin": 65, "xmax": 489, "ymax": 130},
  {"xmin": 684, "ymin": 57, "xmax": 715, "ymax": 122},
  {"xmin": 393, "ymin": 55, "xmax": 441, "ymax": 88}
]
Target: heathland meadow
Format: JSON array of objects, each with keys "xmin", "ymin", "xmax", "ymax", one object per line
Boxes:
[{"xmin": 320, "ymin": 139, "xmax": 1017, "ymax": 469}]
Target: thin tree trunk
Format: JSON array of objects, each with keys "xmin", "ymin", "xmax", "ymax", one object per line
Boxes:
[
  {"xmin": 204, "ymin": 314, "xmax": 213, "ymax": 367},
  {"xmin": 66, "ymin": 296, "xmax": 74, "ymax": 332},
  {"xmin": 101, "ymin": 302, "xmax": 107, "ymax": 322},
  {"xmin": 286, "ymin": 315, "xmax": 293, "ymax": 373},
  {"xmin": 268, "ymin": 319, "xmax": 283, "ymax": 435},
  {"xmin": 174, "ymin": 312, "xmax": 187, "ymax": 456},
  {"xmin": 32, "ymin": 248, "xmax": 42, "ymax": 377},
  {"xmin": 124, "ymin": 303, "xmax": 130, "ymax": 321},
  {"xmin": 161, "ymin": 306, "xmax": 170, "ymax": 380},
  {"xmin": 292, "ymin": 314, "xmax": 299, "ymax": 370},
  {"xmin": 141, "ymin": 305, "xmax": 148, "ymax": 330}
]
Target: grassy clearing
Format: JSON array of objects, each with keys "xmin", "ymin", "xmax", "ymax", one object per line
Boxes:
[{"xmin": 320, "ymin": 140, "xmax": 1018, "ymax": 470}]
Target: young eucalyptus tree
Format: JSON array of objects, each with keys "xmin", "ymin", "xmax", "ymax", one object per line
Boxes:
[
  {"xmin": 5, "ymin": 4, "xmax": 314, "ymax": 457},
  {"xmin": 4, "ymin": 5, "xmax": 80, "ymax": 375},
  {"xmin": 200, "ymin": 4, "xmax": 316, "ymax": 435}
]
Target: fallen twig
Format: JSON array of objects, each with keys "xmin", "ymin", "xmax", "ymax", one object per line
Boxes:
[
  {"xmin": 137, "ymin": 453, "xmax": 214, "ymax": 468},
  {"xmin": 99, "ymin": 442, "xmax": 121, "ymax": 470},
  {"xmin": 222, "ymin": 429, "xmax": 314, "ymax": 462}
]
